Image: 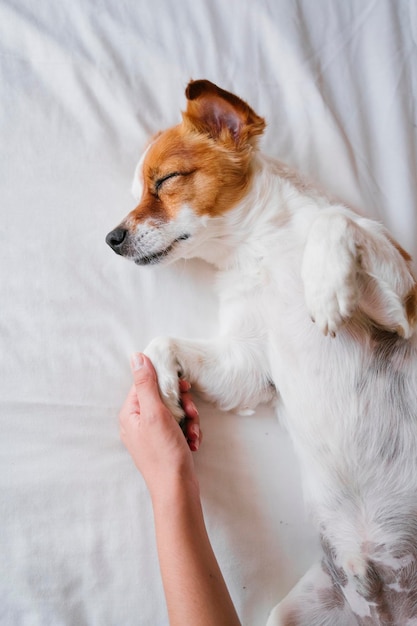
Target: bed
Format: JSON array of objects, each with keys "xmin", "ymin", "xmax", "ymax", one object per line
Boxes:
[{"xmin": 1, "ymin": 1, "xmax": 416, "ymax": 624}]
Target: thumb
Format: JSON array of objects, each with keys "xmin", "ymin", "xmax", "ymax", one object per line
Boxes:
[{"xmin": 130, "ymin": 353, "xmax": 163, "ymax": 413}]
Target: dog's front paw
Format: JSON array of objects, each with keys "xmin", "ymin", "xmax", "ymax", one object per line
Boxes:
[
  {"xmin": 144, "ymin": 337, "xmax": 184, "ymax": 422},
  {"xmin": 304, "ymin": 268, "xmax": 359, "ymax": 337},
  {"xmin": 302, "ymin": 213, "xmax": 360, "ymax": 336}
]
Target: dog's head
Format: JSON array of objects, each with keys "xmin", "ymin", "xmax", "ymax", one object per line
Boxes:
[{"xmin": 106, "ymin": 80, "xmax": 265, "ymax": 265}]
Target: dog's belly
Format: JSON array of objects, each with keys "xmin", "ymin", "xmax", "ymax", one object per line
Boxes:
[
  {"xmin": 267, "ymin": 322, "xmax": 361, "ymax": 483},
  {"xmin": 264, "ymin": 290, "xmax": 417, "ymax": 495},
  {"xmin": 265, "ymin": 315, "xmax": 417, "ymax": 621}
]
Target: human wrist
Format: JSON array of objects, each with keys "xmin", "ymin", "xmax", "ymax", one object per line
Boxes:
[{"xmin": 150, "ymin": 471, "xmax": 201, "ymax": 512}]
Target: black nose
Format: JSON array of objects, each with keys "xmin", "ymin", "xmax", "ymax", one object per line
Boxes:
[{"xmin": 106, "ymin": 227, "xmax": 127, "ymax": 253}]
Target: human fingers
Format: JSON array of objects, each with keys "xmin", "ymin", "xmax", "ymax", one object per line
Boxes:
[
  {"xmin": 130, "ymin": 353, "xmax": 164, "ymax": 415},
  {"xmin": 186, "ymin": 421, "xmax": 202, "ymax": 451},
  {"xmin": 129, "ymin": 356, "xmax": 201, "ymax": 452},
  {"xmin": 179, "ymin": 378, "xmax": 191, "ymax": 393},
  {"xmin": 180, "ymin": 389, "xmax": 202, "ymax": 452},
  {"xmin": 181, "ymin": 390, "xmax": 199, "ymax": 422}
]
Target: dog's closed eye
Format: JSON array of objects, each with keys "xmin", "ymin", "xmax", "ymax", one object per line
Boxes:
[
  {"xmin": 155, "ymin": 172, "xmax": 181, "ymax": 192},
  {"xmin": 154, "ymin": 170, "xmax": 196, "ymax": 195}
]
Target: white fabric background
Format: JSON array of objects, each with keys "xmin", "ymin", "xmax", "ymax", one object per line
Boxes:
[{"xmin": 1, "ymin": 1, "xmax": 416, "ymax": 624}]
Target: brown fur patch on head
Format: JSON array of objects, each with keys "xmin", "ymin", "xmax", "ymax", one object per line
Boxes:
[{"xmin": 127, "ymin": 122, "xmax": 256, "ymax": 226}]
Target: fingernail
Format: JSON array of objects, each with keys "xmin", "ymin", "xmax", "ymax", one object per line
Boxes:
[
  {"xmin": 131, "ymin": 353, "xmax": 144, "ymax": 371},
  {"xmin": 179, "ymin": 379, "xmax": 191, "ymax": 392},
  {"xmin": 190, "ymin": 440, "xmax": 199, "ymax": 452},
  {"xmin": 190, "ymin": 401, "xmax": 198, "ymax": 417},
  {"xmin": 191, "ymin": 424, "xmax": 200, "ymax": 439}
]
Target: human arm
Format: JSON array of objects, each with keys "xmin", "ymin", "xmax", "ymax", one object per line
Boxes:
[{"xmin": 118, "ymin": 353, "xmax": 241, "ymax": 626}]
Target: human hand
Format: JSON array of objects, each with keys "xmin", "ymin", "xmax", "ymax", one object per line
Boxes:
[{"xmin": 118, "ymin": 353, "xmax": 202, "ymax": 499}]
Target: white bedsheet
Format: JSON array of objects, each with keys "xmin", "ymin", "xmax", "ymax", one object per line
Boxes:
[{"xmin": 1, "ymin": 1, "xmax": 416, "ymax": 624}]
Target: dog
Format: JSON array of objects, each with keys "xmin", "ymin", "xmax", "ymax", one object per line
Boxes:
[{"xmin": 106, "ymin": 80, "xmax": 417, "ymax": 625}]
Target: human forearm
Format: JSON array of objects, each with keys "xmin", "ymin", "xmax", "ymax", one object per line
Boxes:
[
  {"xmin": 119, "ymin": 355, "xmax": 239, "ymax": 624},
  {"xmin": 152, "ymin": 478, "xmax": 241, "ymax": 626}
]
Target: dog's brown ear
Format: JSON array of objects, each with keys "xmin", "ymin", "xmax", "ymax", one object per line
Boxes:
[{"xmin": 183, "ymin": 79, "xmax": 265, "ymax": 147}]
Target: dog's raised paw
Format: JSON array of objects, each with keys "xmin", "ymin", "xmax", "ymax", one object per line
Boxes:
[
  {"xmin": 304, "ymin": 276, "xmax": 359, "ymax": 336},
  {"xmin": 302, "ymin": 212, "xmax": 360, "ymax": 336}
]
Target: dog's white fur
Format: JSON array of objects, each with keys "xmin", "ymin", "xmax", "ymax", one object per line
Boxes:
[{"xmin": 108, "ymin": 81, "xmax": 417, "ymax": 625}]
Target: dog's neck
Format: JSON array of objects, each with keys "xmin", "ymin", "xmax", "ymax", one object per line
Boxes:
[{"xmin": 192, "ymin": 153, "xmax": 305, "ymax": 272}]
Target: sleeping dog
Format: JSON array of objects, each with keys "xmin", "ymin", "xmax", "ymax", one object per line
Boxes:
[{"xmin": 106, "ymin": 80, "xmax": 417, "ymax": 625}]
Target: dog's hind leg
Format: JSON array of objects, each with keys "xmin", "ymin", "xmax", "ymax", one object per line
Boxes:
[{"xmin": 266, "ymin": 561, "xmax": 359, "ymax": 626}]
